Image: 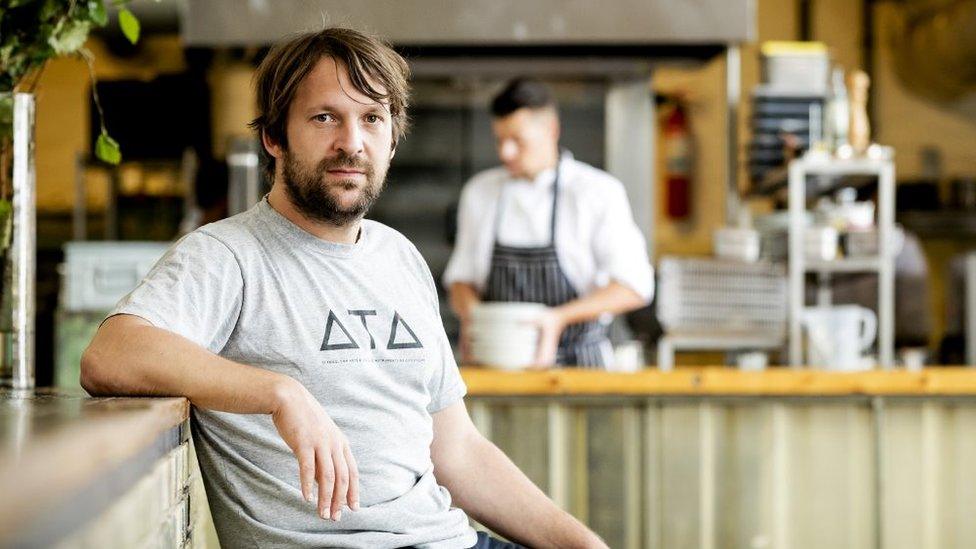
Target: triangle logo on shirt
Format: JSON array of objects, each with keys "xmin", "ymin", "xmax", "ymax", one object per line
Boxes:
[
  {"xmin": 387, "ymin": 312, "xmax": 424, "ymax": 349},
  {"xmin": 320, "ymin": 310, "xmax": 360, "ymax": 350}
]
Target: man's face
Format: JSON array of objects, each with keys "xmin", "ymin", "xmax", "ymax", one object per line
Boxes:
[
  {"xmin": 265, "ymin": 56, "xmax": 395, "ymax": 226},
  {"xmin": 491, "ymin": 108, "xmax": 559, "ymax": 179}
]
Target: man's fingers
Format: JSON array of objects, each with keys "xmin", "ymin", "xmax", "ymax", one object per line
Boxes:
[
  {"xmin": 460, "ymin": 323, "xmax": 474, "ymax": 364},
  {"xmin": 296, "ymin": 447, "xmax": 315, "ymax": 503},
  {"xmin": 330, "ymin": 443, "xmax": 350, "ymax": 520},
  {"xmin": 315, "ymin": 446, "xmax": 336, "ymax": 519},
  {"xmin": 344, "ymin": 444, "xmax": 360, "ymax": 511},
  {"xmin": 534, "ymin": 330, "xmax": 559, "ymax": 366}
]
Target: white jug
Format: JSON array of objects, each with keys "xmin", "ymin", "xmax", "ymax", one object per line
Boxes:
[{"xmin": 801, "ymin": 305, "xmax": 877, "ymax": 370}]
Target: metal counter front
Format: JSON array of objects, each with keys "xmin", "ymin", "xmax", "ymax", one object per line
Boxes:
[
  {"xmin": 460, "ymin": 367, "xmax": 976, "ymax": 549},
  {"xmin": 0, "ymin": 392, "xmax": 209, "ymax": 548}
]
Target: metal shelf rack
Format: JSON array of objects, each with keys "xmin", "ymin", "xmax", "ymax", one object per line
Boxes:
[{"xmin": 787, "ymin": 155, "xmax": 896, "ymax": 368}]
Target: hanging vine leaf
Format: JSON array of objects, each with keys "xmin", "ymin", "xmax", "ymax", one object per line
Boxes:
[
  {"xmin": 118, "ymin": 8, "xmax": 140, "ymax": 44},
  {"xmin": 88, "ymin": 0, "xmax": 108, "ymax": 26},
  {"xmin": 0, "ymin": 95, "xmax": 12, "ymax": 140},
  {"xmin": 0, "ymin": 199, "xmax": 12, "ymax": 250},
  {"xmin": 48, "ymin": 20, "xmax": 92, "ymax": 55},
  {"xmin": 1, "ymin": 0, "xmax": 143, "ymax": 162},
  {"xmin": 95, "ymin": 131, "xmax": 121, "ymax": 165}
]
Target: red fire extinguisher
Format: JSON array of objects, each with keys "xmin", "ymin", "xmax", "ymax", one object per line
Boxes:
[{"xmin": 663, "ymin": 100, "xmax": 692, "ymax": 220}]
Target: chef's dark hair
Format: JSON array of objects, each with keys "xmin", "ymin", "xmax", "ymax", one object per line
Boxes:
[
  {"xmin": 249, "ymin": 27, "xmax": 411, "ymax": 182},
  {"xmin": 491, "ymin": 78, "xmax": 557, "ymax": 118}
]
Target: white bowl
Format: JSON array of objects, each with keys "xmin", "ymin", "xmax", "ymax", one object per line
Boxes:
[
  {"xmin": 471, "ymin": 344, "xmax": 536, "ymax": 356},
  {"xmin": 467, "ymin": 325, "xmax": 539, "ymax": 337},
  {"xmin": 470, "ymin": 342, "xmax": 537, "ymax": 369},
  {"xmin": 471, "ymin": 302, "xmax": 546, "ymax": 324},
  {"xmin": 469, "ymin": 330, "xmax": 539, "ymax": 342}
]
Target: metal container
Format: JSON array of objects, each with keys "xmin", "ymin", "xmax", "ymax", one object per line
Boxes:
[
  {"xmin": 760, "ymin": 41, "xmax": 830, "ymax": 94},
  {"xmin": 0, "ymin": 93, "xmax": 36, "ymax": 390},
  {"xmin": 227, "ymin": 137, "xmax": 267, "ymax": 216},
  {"xmin": 951, "ymin": 177, "xmax": 976, "ymax": 211}
]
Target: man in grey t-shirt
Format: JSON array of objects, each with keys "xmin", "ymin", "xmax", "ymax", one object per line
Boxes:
[{"xmin": 82, "ymin": 27, "xmax": 606, "ymax": 549}]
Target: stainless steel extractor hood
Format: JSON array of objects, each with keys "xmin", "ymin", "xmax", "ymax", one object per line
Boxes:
[{"xmin": 182, "ymin": 0, "xmax": 755, "ymax": 47}]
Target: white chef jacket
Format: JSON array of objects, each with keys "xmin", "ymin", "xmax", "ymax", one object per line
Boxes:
[{"xmin": 443, "ymin": 151, "xmax": 654, "ymax": 302}]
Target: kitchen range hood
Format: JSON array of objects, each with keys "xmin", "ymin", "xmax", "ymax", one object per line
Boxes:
[{"xmin": 182, "ymin": 0, "xmax": 754, "ymax": 48}]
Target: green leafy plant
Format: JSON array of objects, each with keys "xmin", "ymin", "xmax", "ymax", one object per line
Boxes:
[{"xmin": 0, "ymin": 0, "xmax": 145, "ymax": 164}]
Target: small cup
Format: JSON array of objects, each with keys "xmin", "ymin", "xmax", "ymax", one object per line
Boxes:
[{"xmin": 900, "ymin": 347, "xmax": 926, "ymax": 371}]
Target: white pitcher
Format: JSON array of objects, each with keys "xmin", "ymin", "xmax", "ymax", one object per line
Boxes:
[{"xmin": 801, "ymin": 305, "xmax": 877, "ymax": 370}]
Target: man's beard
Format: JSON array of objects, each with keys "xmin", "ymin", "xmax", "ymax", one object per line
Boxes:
[{"xmin": 280, "ymin": 149, "xmax": 387, "ymax": 226}]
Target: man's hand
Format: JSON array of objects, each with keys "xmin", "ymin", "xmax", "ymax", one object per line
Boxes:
[
  {"xmin": 271, "ymin": 377, "xmax": 359, "ymax": 521},
  {"xmin": 531, "ymin": 308, "xmax": 566, "ymax": 367}
]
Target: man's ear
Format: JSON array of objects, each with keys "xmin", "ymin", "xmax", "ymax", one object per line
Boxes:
[{"xmin": 261, "ymin": 130, "xmax": 284, "ymax": 160}]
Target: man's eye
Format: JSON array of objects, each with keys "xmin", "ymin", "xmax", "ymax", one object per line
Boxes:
[
  {"xmin": 313, "ymin": 113, "xmax": 334, "ymax": 123},
  {"xmin": 365, "ymin": 114, "xmax": 382, "ymax": 124}
]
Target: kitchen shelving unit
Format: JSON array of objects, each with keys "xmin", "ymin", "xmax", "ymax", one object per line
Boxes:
[{"xmin": 787, "ymin": 154, "xmax": 896, "ymax": 368}]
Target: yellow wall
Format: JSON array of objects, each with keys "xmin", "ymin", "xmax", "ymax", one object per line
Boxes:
[
  {"xmin": 209, "ymin": 56, "xmax": 256, "ymax": 159},
  {"xmin": 652, "ymin": 0, "xmax": 800, "ymax": 257},
  {"xmin": 652, "ymin": 58, "xmax": 725, "ymax": 256},
  {"xmin": 34, "ymin": 36, "xmax": 186, "ymax": 212},
  {"xmin": 873, "ymin": 3, "xmax": 976, "ymax": 178},
  {"xmin": 34, "ymin": 38, "xmax": 262, "ymax": 212},
  {"xmin": 34, "ymin": 54, "xmax": 90, "ymax": 212}
]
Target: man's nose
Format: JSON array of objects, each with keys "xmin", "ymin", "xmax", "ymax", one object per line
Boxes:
[
  {"xmin": 498, "ymin": 140, "xmax": 518, "ymax": 162},
  {"xmin": 333, "ymin": 121, "xmax": 365, "ymax": 156}
]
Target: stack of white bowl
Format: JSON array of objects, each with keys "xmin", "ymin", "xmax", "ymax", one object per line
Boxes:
[{"xmin": 468, "ymin": 302, "xmax": 544, "ymax": 369}]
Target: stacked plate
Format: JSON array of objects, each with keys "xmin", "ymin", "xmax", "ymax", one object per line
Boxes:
[{"xmin": 469, "ymin": 302, "xmax": 545, "ymax": 370}]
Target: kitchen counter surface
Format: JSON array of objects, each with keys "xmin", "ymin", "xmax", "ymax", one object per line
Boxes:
[
  {"xmin": 4, "ymin": 367, "xmax": 976, "ymax": 541},
  {"xmin": 0, "ymin": 390, "xmax": 188, "ymax": 544},
  {"xmin": 460, "ymin": 366, "xmax": 976, "ymax": 397}
]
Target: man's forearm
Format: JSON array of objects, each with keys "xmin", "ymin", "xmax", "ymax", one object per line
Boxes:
[
  {"xmin": 554, "ymin": 280, "xmax": 645, "ymax": 327},
  {"xmin": 437, "ymin": 432, "xmax": 605, "ymax": 548},
  {"xmin": 84, "ymin": 314, "xmax": 362, "ymax": 519},
  {"xmin": 449, "ymin": 282, "xmax": 481, "ymax": 321},
  {"xmin": 81, "ymin": 314, "xmax": 294, "ymax": 415}
]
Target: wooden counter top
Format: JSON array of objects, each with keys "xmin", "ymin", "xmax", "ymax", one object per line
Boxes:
[
  {"xmin": 460, "ymin": 367, "xmax": 976, "ymax": 397},
  {"xmin": 0, "ymin": 390, "xmax": 188, "ymax": 543}
]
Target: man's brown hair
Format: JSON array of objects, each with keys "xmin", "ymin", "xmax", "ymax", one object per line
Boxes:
[{"xmin": 249, "ymin": 27, "xmax": 410, "ymax": 181}]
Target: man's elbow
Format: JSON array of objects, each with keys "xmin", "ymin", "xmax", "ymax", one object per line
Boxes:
[
  {"xmin": 615, "ymin": 282, "xmax": 650, "ymax": 311},
  {"xmin": 80, "ymin": 342, "xmax": 113, "ymax": 396}
]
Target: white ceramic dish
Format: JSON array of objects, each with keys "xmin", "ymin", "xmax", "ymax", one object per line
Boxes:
[
  {"xmin": 469, "ymin": 302, "xmax": 546, "ymax": 369},
  {"xmin": 470, "ymin": 302, "xmax": 546, "ymax": 323}
]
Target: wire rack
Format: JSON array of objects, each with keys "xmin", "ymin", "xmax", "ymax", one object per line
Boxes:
[{"xmin": 657, "ymin": 256, "xmax": 787, "ymax": 337}]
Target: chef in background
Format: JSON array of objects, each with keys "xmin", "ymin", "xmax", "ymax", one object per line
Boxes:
[{"xmin": 444, "ymin": 78, "xmax": 654, "ymax": 368}]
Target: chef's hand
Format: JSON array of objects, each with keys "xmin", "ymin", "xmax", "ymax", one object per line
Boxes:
[
  {"xmin": 532, "ymin": 308, "xmax": 567, "ymax": 368},
  {"xmin": 271, "ymin": 376, "xmax": 359, "ymax": 521}
]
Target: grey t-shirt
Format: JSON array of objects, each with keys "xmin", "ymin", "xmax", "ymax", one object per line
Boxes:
[{"xmin": 110, "ymin": 199, "xmax": 476, "ymax": 549}]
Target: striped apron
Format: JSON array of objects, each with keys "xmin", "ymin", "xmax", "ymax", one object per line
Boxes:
[{"xmin": 482, "ymin": 161, "xmax": 611, "ymax": 368}]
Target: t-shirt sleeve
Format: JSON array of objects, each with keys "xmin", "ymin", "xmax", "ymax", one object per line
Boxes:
[
  {"xmin": 442, "ymin": 181, "xmax": 485, "ymax": 291},
  {"xmin": 408, "ymin": 241, "xmax": 468, "ymax": 413},
  {"xmin": 591, "ymin": 181, "xmax": 655, "ymax": 302},
  {"xmin": 107, "ymin": 231, "xmax": 244, "ymax": 354},
  {"xmin": 426, "ymin": 324, "xmax": 467, "ymax": 413}
]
